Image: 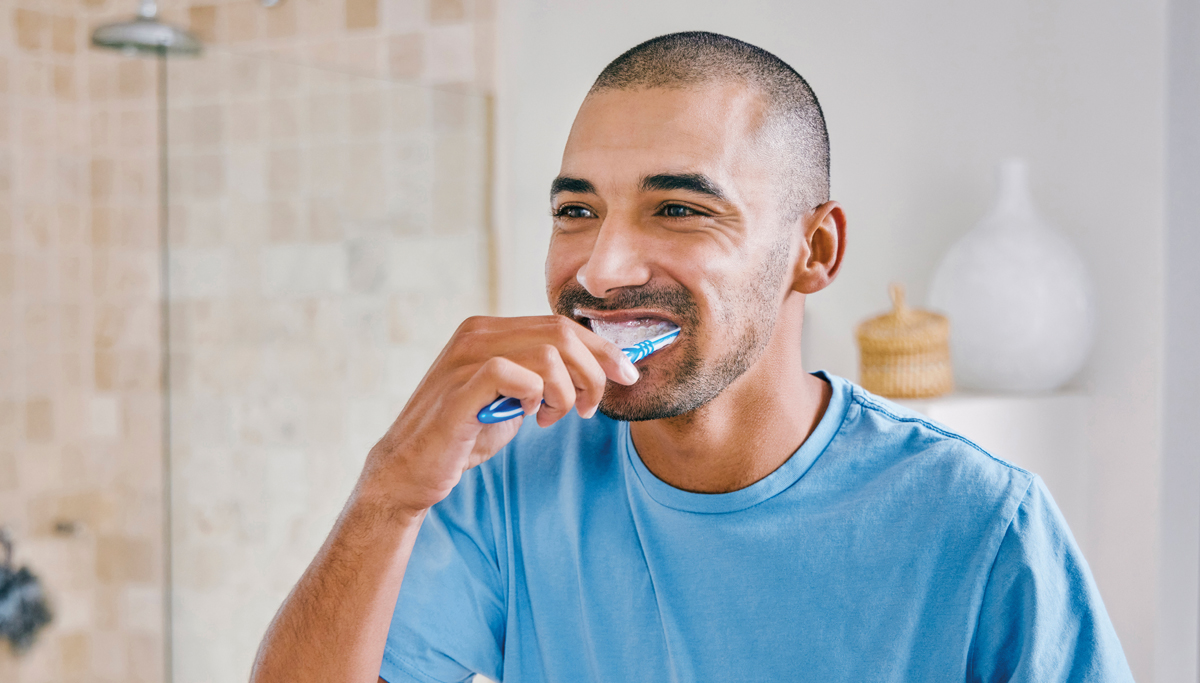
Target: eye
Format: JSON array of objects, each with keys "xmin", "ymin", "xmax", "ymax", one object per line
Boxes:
[
  {"xmin": 554, "ymin": 205, "xmax": 597, "ymax": 219},
  {"xmin": 660, "ymin": 204, "xmax": 698, "ymax": 218}
]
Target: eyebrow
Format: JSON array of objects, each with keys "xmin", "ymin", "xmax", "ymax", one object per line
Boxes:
[
  {"xmin": 548, "ymin": 172, "xmax": 731, "ymax": 203},
  {"xmin": 640, "ymin": 173, "xmax": 729, "ymax": 202},
  {"xmin": 550, "ymin": 176, "xmax": 596, "ymax": 200}
]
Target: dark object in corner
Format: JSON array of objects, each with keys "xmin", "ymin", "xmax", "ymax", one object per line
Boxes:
[{"xmin": 0, "ymin": 528, "xmax": 52, "ymax": 654}]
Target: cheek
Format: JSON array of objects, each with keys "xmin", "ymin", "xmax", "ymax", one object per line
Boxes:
[
  {"xmin": 686, "ymin": 273, "xmax": 762, "ymax": 351},
  {"xmin": 545, "ymin": 238, "xmax": 584, "ymax": 295},
  {"xmin": 661, "ymin": 256, "xmax": 730, "ymax": 316}
]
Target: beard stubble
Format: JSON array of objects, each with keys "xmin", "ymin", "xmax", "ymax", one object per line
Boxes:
[{"xmin": 553, "ymin": 242, "xmax": 789, "ymax": 422}]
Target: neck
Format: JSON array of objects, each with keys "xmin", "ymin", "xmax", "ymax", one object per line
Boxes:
[{"xmin": 628, "ymin": 295, "xmax": 831, "ymax": 494}]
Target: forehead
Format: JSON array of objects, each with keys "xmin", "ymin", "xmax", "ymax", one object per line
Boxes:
[{"xmin": 560, "ymin": 84, "xmax": 773, "ymax": 190}]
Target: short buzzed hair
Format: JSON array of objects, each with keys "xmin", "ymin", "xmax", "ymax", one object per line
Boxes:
[{"xmin": 590, "ymin": 32, "xmax": 830, "ymax": 222}]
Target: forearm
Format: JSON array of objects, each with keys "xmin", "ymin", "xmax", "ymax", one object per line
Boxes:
[
  {"xmin": 250, "ymin": 492, "xmax": 426, "ymax": 683},
  {"xmin": 250, "ymin": 315, "xmax": 621, "ymax": 682}
]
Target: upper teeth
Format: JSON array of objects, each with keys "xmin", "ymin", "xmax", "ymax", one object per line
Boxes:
[{"xmin": 589, "ymin": 318, "xmax": 678, "ymax": 348}]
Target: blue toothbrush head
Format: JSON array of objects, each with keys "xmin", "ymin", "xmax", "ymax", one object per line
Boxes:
[{"xmin": 621, "ymin": 325, "xmax": 680, "ymax": 363}]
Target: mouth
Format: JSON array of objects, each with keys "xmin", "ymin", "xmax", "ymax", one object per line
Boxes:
[{"xmin": 573, "ymin": 308, "xmax": 681, "ymax": 349}]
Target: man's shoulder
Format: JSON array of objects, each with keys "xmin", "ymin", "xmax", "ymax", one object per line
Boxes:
[{"xmin": 826, "ymin": 378, "xmax": 1036, "ymax": 514}]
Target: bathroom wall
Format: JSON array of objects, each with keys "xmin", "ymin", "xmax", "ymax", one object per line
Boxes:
[
  {"xmin": 155, "ymin": 0, "xmax": 495, "ymax": 91},
  {"xmin": 157, "ymin": 2, "xmax": 493, "ymax": 683},
  {"xmin": 0, "ymin": 1, "xmax": 166, "ymax": 680},
  {"xmin": 0, "ymin": 1, "xmax": 494, "ymax": 682},
  {"xmin": 164, "ymin": 54, "xmax": 490, "ymax": 683},
  {"xmin": 1157, "ymin": 0, "xmax": 1200, "ymax": 678}
]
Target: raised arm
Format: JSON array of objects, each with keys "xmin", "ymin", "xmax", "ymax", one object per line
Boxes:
[{"xmin": 249, "ymin": 316, "xmax": 638, "ymax": 683}]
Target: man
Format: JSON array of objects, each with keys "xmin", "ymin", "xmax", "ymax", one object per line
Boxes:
[{"xmin": 252, "ymin": 32, "xmax": 1132, "ymax": 682}]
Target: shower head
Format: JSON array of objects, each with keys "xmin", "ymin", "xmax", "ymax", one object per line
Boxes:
[{"xmin": 91, "ymin": 0, "xmax": 201, "ymax": 57}]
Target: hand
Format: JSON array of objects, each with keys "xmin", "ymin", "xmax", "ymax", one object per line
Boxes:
[{"xmin": 356, "ymin": 315, "xmax": 639, "ymax": 516}]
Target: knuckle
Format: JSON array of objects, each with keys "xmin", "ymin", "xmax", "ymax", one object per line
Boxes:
[
  {"xmin": 537, "ymin": 343, "xmax": 560, "ymax": 366},
  {"xmin": 448, "ymin": 319, "xmax": 486, "ymax": 359},
  {"xmin": 550, "ymin": 315, "xmax": 577, "ymax": 339},
  {"xmin": 456, "ymin": 315, "xmax": 489, "ymax": 336},
  {"xmin": 479, "ymin": 355, "xmax": 508, "ymax": 377}
]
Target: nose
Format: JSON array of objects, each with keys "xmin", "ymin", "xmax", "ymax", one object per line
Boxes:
[{"xmin": 575, "ymin": 218, "xmax": 652, "ymax": 298}]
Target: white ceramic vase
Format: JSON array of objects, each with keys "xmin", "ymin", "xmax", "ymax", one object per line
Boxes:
[{"xmin": 928, "ymin": 159, "xmax": 1095, "ymax": 393}]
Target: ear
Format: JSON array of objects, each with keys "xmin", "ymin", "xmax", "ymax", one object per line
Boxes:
[{"xmin": 791, "ymin": 201, "xmax": 846, "ymax": 294}]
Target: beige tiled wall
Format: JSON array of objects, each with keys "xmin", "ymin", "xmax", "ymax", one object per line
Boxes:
[
  {"xmin": 0, "ymin": 0, "xmax": 166, "ymax": 680},
  {"xmin": 165, "ymin": 55, "xmax": 489, "ymax": 683},
  {"xmin": 0, "ymin": 1, "xmax": 493, "ymax": 682},
  {"xmin": 158, "ymin": 0, "xmax": 494, "ymax": 91}
]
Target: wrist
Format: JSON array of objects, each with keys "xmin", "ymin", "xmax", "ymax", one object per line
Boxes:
[
  {"xmin": 355, "ymin": 443, "xmax": 454, "ymax": 521},
  {"xmin": 346, "ymin": 484, "xmax": 429, "ymax": 529}
]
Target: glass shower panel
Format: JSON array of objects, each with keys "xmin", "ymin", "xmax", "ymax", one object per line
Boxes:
[{"xmin": 163, "ymin": 50, "xmax": 490, "ymax": 683}]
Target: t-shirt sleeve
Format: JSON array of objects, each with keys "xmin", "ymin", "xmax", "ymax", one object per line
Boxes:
[
  {"xmin": 379, "ymin": 467, "xmax": 506, "ymax": 683},
  {"xmin": 968, "ymin": 477, "xmax": 1133, "ymax": 683}
]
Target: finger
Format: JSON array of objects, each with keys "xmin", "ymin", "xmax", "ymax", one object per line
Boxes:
[
  {"xmin": 544, "ymin": 325, "xmax": 608, "ymax": 418},
  {"xmin": 517, "ymin": 344, "xmax": 576, "ymax": 427},
  {"xmin": 470, "ymin": 315, "xmax": 634, "ymax": 392},
  {"xmin": 452, "ymin": 314, "xmax": 636, "ymax": 392},
  {"xmin": 448, "ymin": 315, "xmax": 581, "ymax": 364},
  {"xmin": 457, "ymin": 356, "xmax": 545, "ymax": 421},
  {"xmin": 454, "ymin": 314, "xmax": 578, "ymax": 340},
  {"xmin": 570, "ymin": 322, "xmax": 640, "ymax": 386}
]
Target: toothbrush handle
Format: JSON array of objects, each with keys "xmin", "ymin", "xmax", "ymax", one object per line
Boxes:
[
  {"xmin": 477, "ymin": 396, "xmax": 527, "ymax": 424},
  {"xmin": 476, "ymin": 334, "xmax": 674, "ymax": 424}
]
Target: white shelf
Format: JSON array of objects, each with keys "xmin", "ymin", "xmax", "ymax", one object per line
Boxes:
[{"xmin": 895, "ymin": 392, "xmax": 1091, "ymax": 551}]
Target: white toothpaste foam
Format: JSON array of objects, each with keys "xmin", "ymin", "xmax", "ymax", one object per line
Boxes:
[{"xmin": 590, "ymin": 318, "xmax": 678, "ymax": 348}]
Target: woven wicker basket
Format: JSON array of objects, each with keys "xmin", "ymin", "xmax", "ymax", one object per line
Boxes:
[{"xmin": 855, "ymin": 284, "xmax": 954, "ymax": 398}]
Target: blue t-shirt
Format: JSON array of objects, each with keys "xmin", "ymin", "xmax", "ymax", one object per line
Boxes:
[{"xmin": 380, "ymin": 373, "xmax": 1131, "ymax": 682}]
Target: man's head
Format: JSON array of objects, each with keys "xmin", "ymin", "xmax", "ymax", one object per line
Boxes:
[
  {"xmin": 546, "ymin": 32, "xmax": 845, "ymax": 422},
  {"xmin": 592, "ymin": 32, "xmax": 830, "ymax": 222}
]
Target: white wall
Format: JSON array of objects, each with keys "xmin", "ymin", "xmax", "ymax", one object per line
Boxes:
[
  {"xmin": 494, "ymin": 1, "xmax": 1167, "ymax": 678},
  {"xmin": 1157, "ymin": 0, "xmax": 1200, "ymax": 679}
]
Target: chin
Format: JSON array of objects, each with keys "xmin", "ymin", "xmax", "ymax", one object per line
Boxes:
[{"xmin": 597, "ymin": 378, "xmax": 697, "ymax": 422}]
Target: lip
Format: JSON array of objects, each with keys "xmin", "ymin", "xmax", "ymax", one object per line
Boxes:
[{"xmin": 572, "ymin": 307, "xmax": 681, "ymax": 330}]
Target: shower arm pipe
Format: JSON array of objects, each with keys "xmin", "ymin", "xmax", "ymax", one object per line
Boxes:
[
  {"xmin": 157, "ymin": 49, "xmax": 175, "ymax": 683},
  {"xmin": 137, "ymin": 0, "xmax": 158, "ymax": 19}
]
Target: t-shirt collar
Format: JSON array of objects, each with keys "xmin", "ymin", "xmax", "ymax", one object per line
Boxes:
[{"xmin": 621, "ymin": 371, "xmax": 851, "ymax": 514}]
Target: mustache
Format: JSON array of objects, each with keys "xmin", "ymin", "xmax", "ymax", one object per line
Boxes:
[{"xmin": 554, "ymin": 282, "xmax": 700, "ymax": 325}]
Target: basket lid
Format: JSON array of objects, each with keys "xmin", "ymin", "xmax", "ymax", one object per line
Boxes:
[{"xmin": 856, "ymin": 284, "xmax": 948, "ymax": 342}]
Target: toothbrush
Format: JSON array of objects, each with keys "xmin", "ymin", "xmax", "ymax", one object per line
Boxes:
[{"xmin": 477, "ymin": 326, "xmax": 681, "ymax": 424}]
